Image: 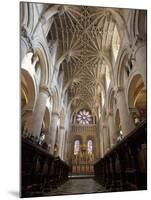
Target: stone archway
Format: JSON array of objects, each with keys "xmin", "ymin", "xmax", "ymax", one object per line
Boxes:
[
  {"xmin": 21, "ymin": 68, "xmax": 37, "ymax": 136},
  {"xmin": 34, "ymin": 47, "xmax": 48, "ymax": 87},
  {"xmin": 127, "ymin": 73, "xmax": 147, "ymax": 124},
  {"xmin": 21, "ymin": 68, "xmax": 37, "ymax": 111}
]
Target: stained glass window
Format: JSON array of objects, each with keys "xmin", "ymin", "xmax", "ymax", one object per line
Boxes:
[
  {"xmin": 87, "ymin": 140, "xmax": 93, "ymax": 154},
  {"xmin": 76, "ymin": 109, "xmax": 92, "ymax": 125},
  {"xmin": 74, "ymin": 140, "xmax": 80, "ymax": 155}
]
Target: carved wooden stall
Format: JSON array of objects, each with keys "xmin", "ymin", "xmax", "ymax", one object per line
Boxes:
[
  {"xmin": 21, "ymin": 138, "xmax": 70, "ymax": 197},
  {"xmin": 94, "ymin": 121, "xmax": 147, "ymax": 191}
]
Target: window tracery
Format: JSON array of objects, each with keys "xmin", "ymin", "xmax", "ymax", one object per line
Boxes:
[
  {"xmin": 87, "ymin": 140, "xmax": 93, "ymax": 154},
  {"xmin": 74, "ymin": 140, "xmax": 80, "ymax": 155},
  {"xmin": 76, "ymin": 109, "xmax": 93, "ymax": 125}
]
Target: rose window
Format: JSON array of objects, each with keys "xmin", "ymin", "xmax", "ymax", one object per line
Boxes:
[{"xmin": 76, "ymin": 109, "xmax": 92, "ymax": 125}]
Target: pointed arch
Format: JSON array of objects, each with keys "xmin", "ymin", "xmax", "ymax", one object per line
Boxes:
[
  {"xmin": 108, "ymin": 8, "xmax": 130, "ymax": 42},
  {"xmin": 116, "ymin": 48, "xmax": 129, "ymax": 88},
  {"xmin": 20, "ymin": 2, "xmax": 34, "ymax": 35},
  {"xmin": 127, "ymin": 73, "xmax": 146, "ymax": 122},
  {"xmin": 32, "ymin": 34, "xmax": 54, "ymax": 85},
  {"xmin": 21, "ymin": 68, "xmax": 37, "ymax": 111},
  {"xmin": 33, "ymin": 44, "xmax": 49, "ymax": 86}
]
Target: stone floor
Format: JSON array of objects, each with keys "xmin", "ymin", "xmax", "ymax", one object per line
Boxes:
[{"xmin": 46, "ymin": 178, "xmax": 106, "ymax": 196}]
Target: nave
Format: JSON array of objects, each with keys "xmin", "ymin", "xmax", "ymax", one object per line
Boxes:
[{"xmin": 21, "ymin": 2, "xmax": 147, "ymax": 197}]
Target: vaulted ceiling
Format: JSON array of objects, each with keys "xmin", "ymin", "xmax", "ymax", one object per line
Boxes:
[{"xmin": 47, "ymin": 5, "xmax": 126, "ymax": 114}]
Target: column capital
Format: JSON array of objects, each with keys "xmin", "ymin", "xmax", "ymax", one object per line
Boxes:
[
  {"xmin": 102, "ymin": 123, "xmax": 107, "ymax": 128},
  {"xmin": 60, "ymin": 126, "xmax": 65, "ymax": 130},
  {"xmin": 40, "ymin": 85, "xmax": 51, "ymax": 97},
  {"xmin": 115, "ymin": 87, "xmax": 124, "ymax": 98},
  {"xmin": 107, "ymin": 109, "xmax": 113, "ymax": 117},
  {"xmin": 21, "ymin": 26, "xmax": 33, "ymax": 52},
  {"xmin": 52, "ymin": 111, "xmax": 60, "ymax": 117},
  {"xmin": 31, "ymin": 53, "xmax": 39, "ymax": 65},
  {"xmin": 22, "ymin": 108, "xmax": 33, "ymax": 113},
  {"xmin": 39, "ymin": 15, "xmax": 46, "ymax": 25},
  {"xmin": 116, "ymin": 86, "xmax": 124, "ymax": 94}
]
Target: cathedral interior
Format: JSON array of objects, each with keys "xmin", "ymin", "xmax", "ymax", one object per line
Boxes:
[{"xmin": 20, "ymin": 2, "xmax": 147, "ymax": 198}]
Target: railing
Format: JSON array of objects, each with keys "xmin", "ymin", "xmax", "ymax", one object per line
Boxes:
[
  {"xmin": 21, "ymin": 138, "xmax": 70, "ymax": 197},
  {"xmin": 94, "ymin": 120, "xmax": 147, "ymax": 192}
]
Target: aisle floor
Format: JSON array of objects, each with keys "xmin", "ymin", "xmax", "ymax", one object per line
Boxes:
[{"xmin": 47, "ymin": 178, "xmax": 106, "ymax": 196}]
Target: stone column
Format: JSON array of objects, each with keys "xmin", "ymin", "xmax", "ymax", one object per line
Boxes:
[
  {"xmin": 102, "ymin": 126, "xmax": 106, "ymax": 155},
  {"xmin": 65, "ymin": 132, "xmax": 70, "ymax": 162},
  {"xmin": 103, "ymin": 125, "xmax": 110, "ymax": 154},
  {"xmin": 47, "ymin": 111, "xmax": 59, "ymax": 155},
  {"xmin": 32, "ymin": 85, "xmax": 50, "ymax": 138},
  {"xmin": 106, "ymin": 128, "xmax": 110, "ymax": 150},
  {"xmin": 116, "ymin": 87, "xmax": 135, "ymax": 136},
  {"xmin": 58, "ymin": 126, "xmax": 65, "ymax": 159},
  {"xmin": 108, "ymin": 111, "xmax": 116, "ymax": 147},
  {"xmin": 62, "ymin": 131, "xmax": 67, "ymax": 160},
  {"xmin": 100, "ymin": 134, "xmax": 104, "ymax": 158}
]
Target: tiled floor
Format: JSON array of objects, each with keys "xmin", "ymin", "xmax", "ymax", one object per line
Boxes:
[{"xmin": 47, "ymin": 178, "xmax": 106, "ymax": 196}]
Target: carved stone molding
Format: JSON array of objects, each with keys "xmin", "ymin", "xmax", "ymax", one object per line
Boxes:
[
  {"xmin": 22, "ymin": 108, "xmax": 33, "ymax": 117},
  {"xmin": 21, "ymin": 26, "xmax": 33, "ymax": 53},
  {"xmin": 39, "ymin": 16, "xmax": 47, "ymax": 25},
  {"xmin": 40, "ymin": 85, "xmax": 51, "ymax": 97},
  {"xmin": 115, "ymin": 86, "xmax": 124, "ymax": 94},
  {"xmin": 52, "ymin": 111, "xmax": 60, "ymax": 117},
  {"xmin": 60, "ymin": 126, "xmax": 65, "ymax": 130},
  {"xmin": 108, "ymin": 110, "xmax": 113, "ymax": 117},
  {"xmin": 31, "ymin": 53, "xmax": 39, "ymax": 65},
  {"xmin": 102, "ymin": 124, "xmax": 107, "ymax": 128}
]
